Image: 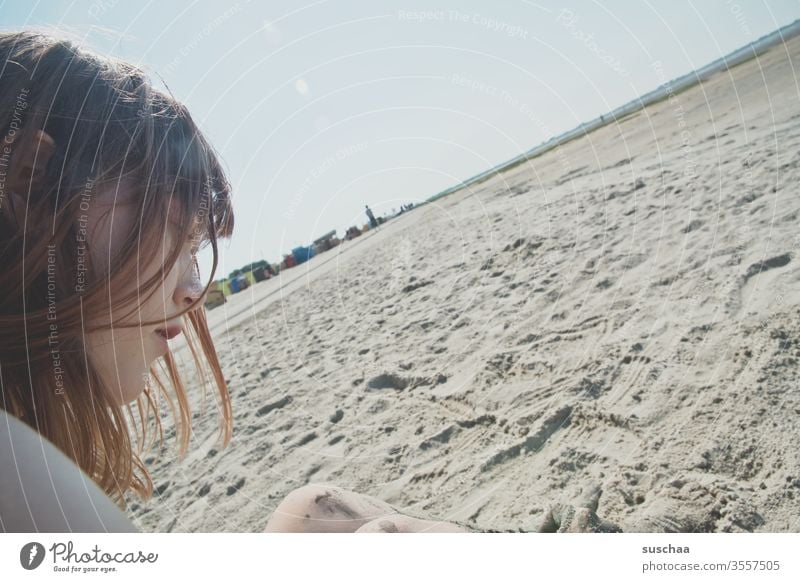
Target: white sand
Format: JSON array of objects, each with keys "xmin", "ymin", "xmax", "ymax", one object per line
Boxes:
[{"xmin": 129, "ymin": 36, "xmax": 800, "ymax": 533}]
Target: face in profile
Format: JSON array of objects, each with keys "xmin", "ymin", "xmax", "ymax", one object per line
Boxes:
[{"xmin": 84, "ymin": 187, "xmax": 205, "ymax": 405}]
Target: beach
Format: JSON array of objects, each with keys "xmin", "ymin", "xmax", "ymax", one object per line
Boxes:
[{"xmin": 129, "ymin": 35, "xmax": 800, "ymax": 533}]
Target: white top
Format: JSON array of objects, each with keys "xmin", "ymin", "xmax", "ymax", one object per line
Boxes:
[{"xmin": 0, "ymin": 407, "xmax": 138, "ymax": 532}]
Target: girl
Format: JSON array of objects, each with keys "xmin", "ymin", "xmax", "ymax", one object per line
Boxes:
[
  {"xmin": 0, "ymin": 31, "xmax": 615, "ymax": 534},
  {"xmin": 0, "ymin": 29, "xmax": 233, "ymax": 531}
]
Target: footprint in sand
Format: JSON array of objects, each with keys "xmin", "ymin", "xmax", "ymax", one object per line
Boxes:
[{"xmin": 226, "ymin": 478, "xmax": 245, "ymax": 496}]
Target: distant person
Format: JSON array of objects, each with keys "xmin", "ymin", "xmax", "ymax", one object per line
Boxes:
[{"xmin": 365, "ymin": 204, "xmax": 378, "ymax": 229}]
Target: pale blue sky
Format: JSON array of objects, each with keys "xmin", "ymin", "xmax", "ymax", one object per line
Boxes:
[{"xmin": 2, "ymin": 0, "xmax": 798, "ymax": 276}]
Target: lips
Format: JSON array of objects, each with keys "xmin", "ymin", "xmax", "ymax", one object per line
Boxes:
[{"xmin": 155, "ymin": 325, "xmax": 183, "ymax": 341}]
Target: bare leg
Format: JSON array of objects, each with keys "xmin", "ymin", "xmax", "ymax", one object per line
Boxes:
[
  {"xmin": 264, "ymin": 484, "xmax": 399, "ymax": 532},
  {"xmin": 264, "ymin": 483, "xmax": 470, "ymax": 533}
]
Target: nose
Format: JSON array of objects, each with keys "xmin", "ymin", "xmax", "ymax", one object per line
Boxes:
[{"xmin": 173, "ymin": 259, "xmax": 205, "ymax": 311}]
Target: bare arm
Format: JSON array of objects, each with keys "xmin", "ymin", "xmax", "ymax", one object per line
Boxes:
[{"xmin": 0, "ymin": 408, "xmax": 138, "ymax": 533}]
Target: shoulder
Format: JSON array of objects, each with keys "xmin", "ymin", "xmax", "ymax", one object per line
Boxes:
[{"xmin": 0, "ymin": 408, "xmax": 138, "ymax": 532}]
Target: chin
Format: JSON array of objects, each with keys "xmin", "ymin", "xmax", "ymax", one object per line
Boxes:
[
  {"xmin": 88, "ymin": 333, "xmax": 155, "ymax": 404},
  {"xmin": 105, "ymin": 361, "xmax": 152, "ymax": 405}
]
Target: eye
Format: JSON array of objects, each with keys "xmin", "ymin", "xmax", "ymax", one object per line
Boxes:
[
  {"xmin": 184, "ymin": 229, "xmax": 203, "ymax": 255},
  {"xmin": 187, "ymin": 223, "xmax": 209, "ymax": 256},
  {"xmin": 187, "ymin": 239, "xmax": 201, "ymax": 256}
]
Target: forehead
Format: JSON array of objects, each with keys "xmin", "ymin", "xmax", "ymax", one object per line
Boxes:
[
  {"xmin": 85, "ymin": 182, "xmax": 201, "ymax": 241},
  {"xmin": 86, "ymin": 176, "xmax": 211, "ymax": 247}
]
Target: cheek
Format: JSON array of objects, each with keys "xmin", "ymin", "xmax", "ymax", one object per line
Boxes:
[
  {"xmin": 86, "ymin": 205, "xmax": 137, "ymax": 278},
  {"xmin": 150, "ymin": 277, "xmax": 175, "ymax": 318},
  {"xmin": 137, "ymin": 255, "xmax": 185, "ymax": 320},
  {"xmin": 86, "ymin": 328, "xmax": 151, "ymax": 404}
]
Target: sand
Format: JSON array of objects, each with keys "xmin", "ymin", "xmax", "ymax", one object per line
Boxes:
[{"xmin": 128, "ymin": 36, "xmax": 800, "ymax": 533}]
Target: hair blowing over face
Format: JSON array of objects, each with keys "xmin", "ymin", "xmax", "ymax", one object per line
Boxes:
[{"xmin": 0, "ymin": 30, "xmax": 234, "ymax": 504}]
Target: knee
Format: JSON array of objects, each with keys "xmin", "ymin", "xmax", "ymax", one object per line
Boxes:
[
  {"xmin": 280, "ymin": 483, "xmax": 332, "ymax": 511},
  {"xmin": 265, "ymin": 483, "xmax": 372, "ymax": 533},
  {"xmin": 265, "ymin": 483, "xmax": 333, "ymax": 532}
]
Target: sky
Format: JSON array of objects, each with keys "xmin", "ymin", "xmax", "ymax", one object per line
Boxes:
[{"xmin": 2, "ymin": 0, "xmax": 799, "ymax": 278}]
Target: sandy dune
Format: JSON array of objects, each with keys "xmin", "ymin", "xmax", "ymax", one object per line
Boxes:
[{"xmin": 129, "ymin": 36, "xmax": 800, "ymax": 533}]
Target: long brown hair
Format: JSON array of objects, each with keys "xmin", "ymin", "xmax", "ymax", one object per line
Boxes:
[{"xmin": 0, "ymin": 30, "xmax": 234, "ymax": 505}]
